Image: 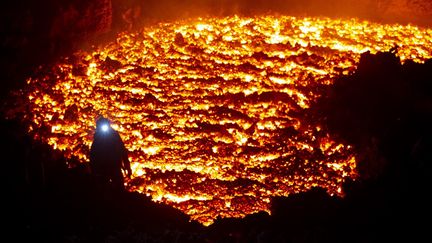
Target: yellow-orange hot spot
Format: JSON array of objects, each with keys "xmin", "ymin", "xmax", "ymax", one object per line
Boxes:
[{"xmin": 20, "ymin": 16, "xmax": 432, "ymax": 225}]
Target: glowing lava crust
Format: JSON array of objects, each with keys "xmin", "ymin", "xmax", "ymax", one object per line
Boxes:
[{"xmin": 13, "ymin": 16, "xmax": 432, "ymax": 225}]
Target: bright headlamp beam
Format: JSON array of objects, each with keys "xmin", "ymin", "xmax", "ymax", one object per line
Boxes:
[{"xmin": 101, "ymin": 124, "xmax": 109, "ymax": 132}]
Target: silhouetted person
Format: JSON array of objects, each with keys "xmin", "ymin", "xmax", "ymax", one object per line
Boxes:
[{"xmin": 90, "ymin": 117, "xmax": 131, "ymax": 191}]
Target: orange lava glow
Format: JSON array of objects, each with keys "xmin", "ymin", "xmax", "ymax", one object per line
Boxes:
[{"xmin": 12, "ymin": 16, "xmax": 432, "ymax": 225}]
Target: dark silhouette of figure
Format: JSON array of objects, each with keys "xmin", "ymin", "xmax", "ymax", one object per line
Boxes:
[{"xmin": 90, "ymin": 117, "xmax": 131, "ymax": 191}]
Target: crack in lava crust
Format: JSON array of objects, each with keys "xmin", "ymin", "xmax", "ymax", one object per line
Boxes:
[{"xmin": 16, "ymin": 16, "xmax": 432, "ymax": 225}]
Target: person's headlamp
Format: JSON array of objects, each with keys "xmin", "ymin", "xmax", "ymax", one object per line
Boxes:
[{"xmin": 100, "ymin": 123, "xmax": 110, "ymax": 133}]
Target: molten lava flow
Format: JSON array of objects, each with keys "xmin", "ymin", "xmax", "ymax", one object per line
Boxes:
[{"xmin": 14, "ymin": 16, "xmax": 432, "ymax": 225}]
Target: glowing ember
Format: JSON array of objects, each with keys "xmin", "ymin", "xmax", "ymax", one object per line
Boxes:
[{"xmin": 13, "ymin": 16, "xmax": 432, "ymax": 225}]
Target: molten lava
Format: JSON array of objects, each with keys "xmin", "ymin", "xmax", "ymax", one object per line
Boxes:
[{"xmin": 12, "ymin": 16, "xmax": 432, "ymax": 225}]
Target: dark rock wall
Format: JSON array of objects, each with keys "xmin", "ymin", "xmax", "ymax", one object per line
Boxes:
[{"xmin": 0, "ymin": 0, "xmax": 112, "ymax": 96}]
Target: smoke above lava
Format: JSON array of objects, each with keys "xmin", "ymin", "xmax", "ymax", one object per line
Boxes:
[{"xmin": 132, "ymin": 0, "xmax": 432, "ymax": 27}]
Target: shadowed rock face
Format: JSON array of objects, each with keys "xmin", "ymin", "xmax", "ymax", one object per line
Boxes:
[
  {"xmin": 0, "ymin": 0, "xmax": 113, "ymax": 96},
  {"xmin": 1, "ymin": 0, "xmax": 112, "ymax": 52},
  {"xmin": 49, "ymin": 0, "xmax": 112, "ymax": 40}
]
